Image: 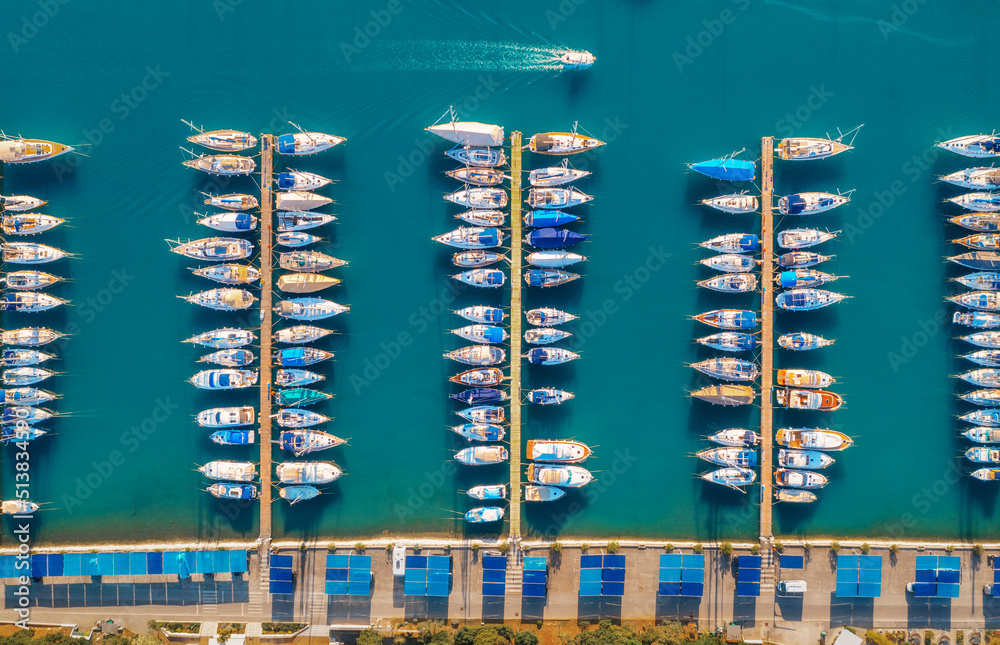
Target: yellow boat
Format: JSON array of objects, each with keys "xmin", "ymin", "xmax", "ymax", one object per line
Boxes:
[{"xmin": 277, "ymin": 273, "xmax": 341, "ymax": 293}]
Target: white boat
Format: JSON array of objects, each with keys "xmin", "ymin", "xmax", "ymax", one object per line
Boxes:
[
  {"xmin": 776, "ymin": 427, "xmax": 852, "ymax": 451},
  {"xmin": 183, "ymin": 328, "xmax": 255, "ymax": 348},
  {"xmin": 2, "ymin": 214, "xmax": 64, "ymax": 236},
  {"xmin": 277, "ymin": 232, "xmax": 320, "ymax": 247},
  {"xmin": 777, "ymin": 126, "xmax": 861, "ymax": 160},
  {"xmin": 702, "ymin": 192, "xmax": 759, "ymax": 214},
  {"xmin": 524, "ymin": 347, "xmax": 580, "ymax": 365},
  {"xmin": 560, "ymin": 50, "xmax": 595, "ymax": 68},
  {"xmin": 940, "ymin": 167, "xmax": 1000, "ymax": 189},
  {"xmin": 971, "ymin": 468, "xmax": 1000, "ymax": 481},
  {"xmin": 523, "ymin": 485, "xmax": 566, "ymax": 502},
  {"xmin": 198, "ymin": 348, "xmax": 254, "ymax": 367},
  {"xmin": 279, "ymin": 251, "xmax": 347, "ymax": 272},
  {"xmin": 779, "ymin": 192, "xmax": 851, "ymax": 215},
  {"xmin": 197, "ymin": 212, "xmax": 258, "ymax": 232},
  {"xmin": 426, "ymin": 110, "xmax": 504, "ymax": 147},
  {"xmin": 776, "ymin": 369, "xmax": 834, "ymax": 388},
  {"xmin": 455, "ymin": 445, "xmax": 508, "ymax": 466},
  {"xmin": 191, "ymin": 264, "xmax": 260, "ymax": 285},
  {"xmin": 0, "ymin": 292, "xmax": 66, "ymax": 313},
  {"xmin": 197, "ymin": 406, "xmax": 256, "ymax": 428},
  {"xmin": 0, "ymin": 271, "xmax": 62, "ymax": 291},
  {"xmin": 199, "ymin": 461, "xmax": 256, "ymax": 482},
  {"xmin": 444, "ymin": 187, "xmax": 508, "ymax": 209},
  {"xmin": 948, "ymin": 192, "xmax": 1000, "ymax": 212},
  {"xmin": 466, "ymin": 507, "xmax": 504, "ymax": 523},
  {"xmin": 529, "ymin": 160, "xmax": 590, "ymax": 186},
  {"xmin": 445, "ymin": 147, "xmax": 507, "ymax": 167},
  {"xmin": 0, "ymin": 500, "xmax": 39, "ymax": 514},
  {"xmin": 452, "ymin": 324, "xmax": 509, "ymax": 344},
  {"xmin": 937, "ymin": 134, "xmax": 1000, "ymax": 158},
  {"xmin": 168, "ymin": 237, "xmax": 253, "ymax": 262},
  {"xmin": 181, "ymin": 150, "xmax": 256, "ymax": 175},
  {"xmin": 3, "ymin": 367, "xmax": 57, "ymax": 386},
  {"xmin": 1, "ymin": 328, "xmax": 63, "ymax": 347},
  {"xmin": 0, "ymin": 195, "xmax": 46, "ymax": 211},
  {"xmin": 275, "ymin": 191, "xmax": 333, "ymax": 212},
  {"xmin": 962, "ymin": 427, "xmax": 1000, "ymax": 444},
  {"xmin": 777, "ymin": 449, "xmax": 834, "ymax": 469},
  {"xmin": 273, "ymin": 325, "xmax": 334, "ymax": 344},
  {"xmin": 450, "ymin": 423, "xmax": 505, "ymax": 442},
  {"xmin": 188, "ymin": 369, "xmax": 258, "ymax": 390},
  {"xmin": 526, "ymin": 464, "xmax": 593, "ymax": 487},
  {"xmin": 707, "ymin": 428, "xmax": 760, "ymax": 447},
  {"xmin": 457, "ymin": 210, "xmax": 506, "ymax": 227},
  {"xmin": 2, "ymin": 243, "xmax": 68, "ymax": 264},
  {"xmin": 1, "ymin": 349, "xmax": 54, "ymax": 367},
  {"xmin": 276, "ymin": 212, "xmax": 336, "ymax": 232},
  {"xmin": 444, "ymin": 345, "xmax": 506, "ymax": 366},
  {"xmin": 467, "ymin": 484, "xmax": 507, "ymax": 501},
  {"xmin": 701, "ymin": 254, "xmax": 755, "ymax": 273},
  {"xmin": 276, "ymin": 369, "xmax": 324, "ymax": 387},
  {"xmin": 183, "ymin": 121, "xmax": 257, "ymax": 151},
  {"xmin": 273, "ymin": 298, "xmax": 349, "ymax": 320},
  {"xmin": 276, "ymin": 124, "xmax": 345, "ymax": 155},
  {"xmin": 1, "ymin": 406, "xmax": 53, "ymax": 425},
  {"xmin": 279, "ymin": 485, "xmax": 321, "ymax": 504},
  {"xmin": 202, "ymin": 193, "xmax": 258, "ymax": 211},
  {"xmin": 433, "ymin": 226, "xmax": 505, "ymax": 250},
  {"xmin": 207, "ymin": 483, "xmax": 258, "ymax": 500},
  {"xmin": 525, "ymin": 308, "xmax": 577, "ymax": 326},
  {"xmin": 278, "ymin": 429, "xmax": 345, "ymax": 456},
  {"xmin": 528, "ymin": 125, "xmax": 605, "ymax": 155},
  {"xmin": 0, "ymin": 135, "xmax": 74, "ymax": 163},
  {"xmin": 180, "ymin": 288, "xmax": 255, "ymax": 311},
  {"xmin": 275, "ymin": 408, "xmax": 329, "ymax": 429},
  {"xmin": 777, "ymin": 228, "xmax": 840, "ymax": 249},
  {"xmin": 527, "ymin": 439, "xmax": 592, "ymax": 463},
  {"xmin": 276, "ymin": 461, "xmax": 343, "ymax": 484},
  {"xmin": 698, "ymin": 273, "xmax": 757, "ymax": 293},
  {"xmin": 524, "ymin": 327, "xmax": 571, "ymax": 345},
  {"xmin": 277, "ymin": 170, "xmax": 332, "ymax": 191},
  {"xmin": 455, "ymin": 305, "xmax": 506, "ymax": 324},
  {"xmin": 526, "ymin": 187, "xmax": 592, "ymax": 209},
  {"xmin": 775, "ymin": 469, "xmax": 828, "ymax": 489}
]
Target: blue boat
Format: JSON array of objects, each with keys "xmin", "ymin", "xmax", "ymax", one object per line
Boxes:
[
  {"xmin": 695, "ymin": 332, "xmax": 757, "ymax": 352},
  {"xmin": 1, "ymin": 349, "xmax": 52, "ymax": 367},
  {"xmin": 688, "ymin": 152, "xmax": 755, "ymax": 182},
  {"xmin": 276, "ymin": 347, "xmax": 334, "ymax": 367},
  {"xmin": 210, "ymin": 429, "xmax": 255, "ymax": 445},
  {"xmin": 960, "ymin": 409, "xmax": 1000, "ymax": 426},
  {"xmin": 524, "ymin": 228, "xmax": 589, "ymax": 248},
  {"xmin": 207, "ymin": 483, "xmax": 259, "ymax": 500},
  {"xmin": 278, "ymin": 429, "xmax": 345, "ymax": 455},
  {"xmin": 954, "ymin": 311, "xmax": 1000, "ymax": 328},
  {"xmin": 524, "ymin": 269, "xmax": 580, "ymax": 288},
  {"xmin": 450, "ymin": 423, "xmax": 505, "ymax": 441},
  {"xmin": 777, "ymin": 332, "xmax": 834, "ymax": 351},
  {"xmin": 0, "ymin": 426, "xmax": 46, "ymax": 443},
  {"xmin": 453, "ymin": 268, "xmax": 506, "ymax": 288},
  {"xmin": 450, "ymin": 387, "xmax": 508, "ymax": 406},
  {"xmin": 273, "ymin": 387, "xmax": 332, "ymax": 407},
  {"xmin": 523, "ymin": 210, "xmax": 579, "ymax": 227}
]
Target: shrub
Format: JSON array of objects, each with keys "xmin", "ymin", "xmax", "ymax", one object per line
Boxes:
[
  {"xmin": 607, "ymin": 540, "xmax": 621, "ymax": 554},
  {"xmin": 262, "ymin": 623, "xmax": 305, "ymax": 635},
  {"xmin": 946, "ymin": 545, "xmax": 955, "ymax": 554},
  {"xmin": 664, "ymin": 543, "xmax": 674, "ymax": 552},
  {"xmin": 298, "ymin": 544, "xmax": 307, "ymax": 553},
  {"xmin": 890, "ymin": 544, "xmax": 900, "ymax": 554},
  {"xmin": 830, "ymin": 542, "xmax": 841, "ymax": 554},
  {"xmin": 327, "ymin": 543, "xmax": 336, "ymax": 552},
  {"xmin": 773, "ymin": 540, "xmax": 784, "ymax": 553},
  {"xmin": 471, "ymin": 543, "xmax": 480, "ymax": 553},
  {"xmin": 550, "ymin": 542, "xmax": 563, "ymax": 553},
  {"xmin": 719, "ymin": 542, "xmax": 733, "ymax": 558},
  {"xmin": 925, "ymin": 630, "xmax": 934, "ymax": 645},
  {"xmin": 514, "ymin": 631, "xmax": 539, "ymax": 645},
  {"xmin": 580, "ymin": 543, "xmax": 589, "ymax": 553},
  {"xmin": 750, "ymin": 545, "xmax": 760, "ymax": 555},
  {"xmin": 867, "ymin": 630, "xmax": 893, "ymax": 645},
  {"xmin": 536, "ymin": 620, "xmax": 543, "ymax": 629},
  {"xmin": 217, "ymin": 628, "xmax": 232, "ymax": 644},
  {"xmin": 357, "ymin": 630, "xmax": 383, "ymax": 645},
  {"xmin": 386, "ymin": 543, "xmax": 394, "ymax": 554},
  {"xmin": 803, "ymin": 542, "xmax": 812, "ymax": 552},
  {"xmin": 355, "ymin": 543, "xmax": 366, "ymax": 554},
  {"xmin": 692, "ymin": 544, "xmax": 703, "ymax": 554},
  {"xmin": 413, "ymin": 544, "xmax": 422, "ymax": 553},
  {"xmin": 973, "ymin": 544, "xmax": 984, "ymax": 557},
  {"xmin": 498, "ymin": 542, "xmax": 510, "ymax": 555},
  {"xmin": 860, "ymin": 543, "xmax": 871, "ymax": 555},
  {"xmin": 444, "ymin": 544, "xmax": 451, "ymax": 554}
]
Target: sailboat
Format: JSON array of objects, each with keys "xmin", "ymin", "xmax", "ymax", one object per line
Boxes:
[
  {"xmin": 690, "ymin": 357, "xmax": 759, "ymax": 382},
  {"xmin": 1, "ymin": 214, "xmax": 64, "ymax": 236},
  {"xmin": 2, "ymin": 243, "xmax": 69, "ymax": 264},
  {"xmin": 692, "ymin": 309, "xmax": 756, "ymax": 330},
  {"xmin": 449, "ymin": 367, "xmax": 505, "ymax": 387},
  {"xmin": 273, "ymin": 325, "xmax": 334, "ymax": 344},
  {"xmin": 778, "ymin": 192, "xmax": 852, "ymax": 215},
  {"xmin": 700, "ymin": 468, "xmax": 756, "ymax": 490},
  {"xmin": 191, "ymin": 264, "xmax": 260, "ymax": 285},
  {"xmin": 1, "ymin": 349, "xmax": 54, "ymax": 367},
  {"xmin": 446, "ymin": 167, "xmax": 506, "ymax": 186},
  {"xmin": 180, "ymin": 149, "xmax": 255, "ymax": 175},
  {"xmin": 197, "ymin": 212, "xmax": 258, "ymax": 232},
  {"xmin": 777, "ymin": 332, "xmax": 834, "ymax": 351},
  {"xmin": 689, "ymin": 384, "xmax": 756, "ymax": 406},
  {"xmin": 202, "ymin": 193, "xmax": 258, "ymax": 211},
  {"xmin": 168, "ymin": 237, "xmax": 253, "ymax": 262},
  {"xmin": 198, "ymin": 461, "xmax": 256, "ymax": 481},
  {"xmin": 454, "ymin": 306, "xmax": 506, "ymax": 324},
  {"xmin": 179, "ymin": 289, "xmax": 255, "ymax": 311},
  {"xmin": 702, "ymin": 192, "xmax": 759, "ymax": 214},
  {"xmin": 940, "ymin": 167, "xmax": 1000, "ymax": 189},
  {"xmin": 275, "ymin": 461, "xmax": 343, "ymax": 484},
  {"xmin": 278, "ymin": 429, "xmax": 345, "ymax": 456},
  {"xmin": 0, "ymin": 195, "xmax": 46, "ymax": 211},
  {"xmin": 444, "ymin": 345, "xmax": 505, "ymax": 366},
  {"xmin": 457, "ymin": 210, "xmax": 506, "ymax": 227},
  {"xmin": 0, "ymin": 134, "xmax": 74, "ymax": 163},
  {"xmin": 275, "ymin": 369, "xmax": 324, "ymax": 387},
  {"xmin": 525, "ymin": 308, "xmax": 577, "ymax": 326},
  {"xmin": 451, "ymin": 423, "xmax": 505, "ymax": 442},
  {"xmin": 776, "ymin": 125, "xmax": 862, "ymax": 161},
  {"xmin": 1, "ymin": 328, "xmax": 64, "ymax": 347},
  {"xmin": 698, "ymin": 273, "xmax": 757, "ymax": 293},
  {"xmin": 777, "ymin": 228, "xmax": 840, "ymax": 249},
  {"xmin": 183, "ymin": 328, "xmax": 255, "ymax": 349},
  {"xmin": 276, "ymin": 170, "xmax": 332, "ymax": 191},
  {"xmin": 198, "ymin": 348, "xmax": 254, "ymax": 367},
  {"xmin": 273, "ymin": 298, "xmax": 349, "ymax": 320},
  {"xmin": 277, "ymin": 273, "xmax": 340, "ymax": 293},
  {"xmin": 937, "ymin": 134, "xmax": 1000, "ymax": 158},
  {"xmin": 688, "ymin": 150, "xmax": 755, "ymax": 181},
  {"xmin": 182, "ymin": 120, "xmax": 257, "ymax": 151},
  {"xmin": 278, "ymin": 251, "xmax": 347, "ymax": 272},
  {"xmin": 425, "ymin": 108, "xmax": 504, "ymax": 147},
  {"xmin": 276, "ymin": 123, "xmax": 345, "ymax": 155},
  {"xmin": 529, "ymin": 159, "xmax": 590, "ymax": 186},
  {"xmin": 527, "ymin": 123, "xmax": 605, "ymax": 155},
  {"xmin": 700, "ymin": 233, "xmax": 760, "ymax": 254},
  {"xmin": 695, "ymin": 332, "xmax": 757, "ymax": 352}
]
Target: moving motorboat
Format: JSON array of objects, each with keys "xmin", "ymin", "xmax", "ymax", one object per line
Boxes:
[{"xmin": 559, "ymin": 50, "xmax": 596, "ymax": 69}]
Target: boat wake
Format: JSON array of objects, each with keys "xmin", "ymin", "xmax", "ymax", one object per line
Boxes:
[{"xmin": 358, "ymin": 40, "xmax": 566, "ymax": 71}]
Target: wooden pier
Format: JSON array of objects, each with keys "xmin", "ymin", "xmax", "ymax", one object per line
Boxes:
[
  {"xmin": 258, "ymin": 134, "xmax": 274, "ymax": 542},
  {"xmin": 508, "ymin": 132, "xmax": 523, "ymax": 539},
  {"xmin": 759, "ymin": 136, "xmax": 774, "ymax": 539}
]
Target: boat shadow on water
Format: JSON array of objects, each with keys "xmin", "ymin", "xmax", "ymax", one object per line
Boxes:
[{"xmin": 278, "ymin": 483, "xmax": 343, "ymax": 536}]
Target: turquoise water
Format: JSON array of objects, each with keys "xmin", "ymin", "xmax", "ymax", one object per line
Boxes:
[{"xmin": 0, "ymin": 0, "xmax": 998, "ymax": 544}]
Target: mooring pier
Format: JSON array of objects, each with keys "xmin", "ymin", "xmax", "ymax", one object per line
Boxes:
[
  {"xmin": 508, "ymin": 132, "xmax": 524, "ymax": 539},
  {"xmin": 759, "ymin": 136, "xmax": 774, "ymax": 539},
  {"xmin": 258, "ymin": 134, "xmax": 274, "ymax": 542}
]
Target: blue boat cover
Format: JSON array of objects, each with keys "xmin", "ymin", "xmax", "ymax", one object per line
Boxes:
[
  {"xmin": 212, "ymin": 430, "xmax": 251, "ymax": 445},
  {"xmin": 276, "ymin": 134, "xmax": 297, "ymax": 154},
  {"xmin": 525, "ymin": 228, "xmax": 589, "ymax": 248},
  {"xmin": 278, "ymin": 347, "xmax": 311, "ymax": 366},
  {"xmin": 736, "ymin": 234, "xmax": 760, "ymax": 251},
  {"xmin": 689, "ymin": 158, "xmax": 755, "ymax": 182},
  {"xmin": 784, "ymin": 194, "xmax": 807, "ymax": 214},
  {"xmin": 235, "ymin": 213, "xmax": 254, "ymax": 230},
  {"xmin": 525, "ymin": 269, "xmax": 577, "ymax": 287},
  {"xmin": 524, "ymin": 210, "xmax": 578, "ymax": 227},
  {"xmin": 450, "ymin": 387, "xmax": 505, "ymax": 405},
  {"xmin": 778, "ymin": 271, "xmax": 801, "ymax": 288},
  {"xmin": 277, "ymin": 172, "xmax": 295, "ymax": 189}
]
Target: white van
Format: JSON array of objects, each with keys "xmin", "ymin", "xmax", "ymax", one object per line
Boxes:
[
  {"xmin": 392, "ymin": 545, "xmax": 406, "ymax": 577},
  {"xmin": 777, "ymin": 580, "xmax": 807, "ymax": 595}
]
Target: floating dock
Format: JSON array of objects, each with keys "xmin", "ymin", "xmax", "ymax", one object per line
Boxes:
[
  {"xmin": 508, "ymin": 132, "xmax": 523, "ymax": 539},
  {"xmin": 759, "ymin": 136, "xmax": 774, "ymax": 539},
  {"xmin": 258, "ymin": 134, "xmax": 274, "ymax": 542}
]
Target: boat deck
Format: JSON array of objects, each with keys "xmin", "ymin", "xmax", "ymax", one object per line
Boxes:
[
  {"xmin": 259, "ymin": 135, "xmax": 274, "ymax": 542},
  {"xmin": 759, "ymin": 136, "xmax": 774, "ymax": 539},
  {"xmin": 509, "ymin": 132, "xmax": 523, "ymax": 539}
]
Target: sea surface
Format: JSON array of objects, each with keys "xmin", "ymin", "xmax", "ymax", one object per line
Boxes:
[{"xmin": 0, "ymin": 0, "xmax": 998, "ymax": 545}]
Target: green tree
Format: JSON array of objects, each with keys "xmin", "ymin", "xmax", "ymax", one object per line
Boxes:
[
  {"xmin": 357, "ymin": 630, "xmax": 383, "ymax": 645},
  {"xmin": 472, "ymin": 628, "xmax": 502, "ymax": 645},
  {"xmin": 860, "ymin": 543, "xmax": 871, "ymax": 555},
  {"xmin": 719, "ymin": 542, "xmax": 733, "ymax": 558},
  {"xmin": 514, "ymin": 632, "xmax": 538, "ymax": 645},
  {"xmin": 606, "ymin": 541, "xmax": 621, "ymax": 554},
  {"xmin": 691, "ymin": 544, "xmax": 703, "ymax": 555}
]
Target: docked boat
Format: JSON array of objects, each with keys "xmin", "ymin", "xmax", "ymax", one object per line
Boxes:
[
  {"xmin": 950, "ymin": 291, "xmax": 1000, "ymax": 311},
  {"xmin": 198, "ymin": 348, "xmax": 254, "ymax": 367},
  {"xmin": 524, "ymin": 269, "xmax": 580, "ymax": 288},
  {"xmin": 168, "ymin": 237, "xmax": 253, "ymax": 262},
  {"xmin": 454, "ymin": 268, "xmax": 505, "ymax": 288},
  {"xmin": 688, "ymin": 152, "xmax": 755, "ymax": 182},
  {"xmin": 279, "ymin": 251, "xmax": 346, "ymax": 272},
  {"xmin": 273, "ymin": 388, "xmax": 332, "ymax": 407},
  {"xmin": 276, "ymin": 232, "xmax": 320, "ymax": 247},
  {"xmin": 454, "ymin": 305, "xmax": 506, "ymax": 324},
  {"xmin": 1, "ymin": 406, "xmax": 53, "ymax": 425},
  {"xmin": 276, "ymin": 125, "xmax": 346, "ymax": 155},
  {"xmin": 0, "ymin": 388, "xmax": 57, "ymax": 406},
  {"xmin": 700, "ymin": 233, "xmax": 759, "ymax": 254},
  {"xmin": 273, "ymin": 325, "xmax": 334, "ymax": 345},
  {"xmin": 526, "ymin": 187, "xmax": 592, "ymax": 209},
  {"xmin": 949, "ymin": 192, "xmax": 1000, "ymax": 212},
  {"xmin": 528, "ymin": 439, "xmax": 592, "ymax": 463},
  {"xmin": 2, "ymin": 242, "xmax": 68, "ymax": 264},
  {"xmin": 445, "ymin": 345, "xmax": 505, "ymax": 366},
  {"xmin": 466, "ymin": 507, "xmax": 504, "ymax": 523},
  {"xmin": 275, "ymin": 191, "xmax": 333, "ymax": 212},
  {"xmin": 277, "ymin": 274, "xmax": 340, "ymax": 294},
  {"xmin": 778, "ymin": 332, "xmax": 834, "ymax": 351},
  {"xmin": 776, "ymin": 269, "xmax": 839, "ymax": 289},
  {"xmin": 275, "ymin": 369, "xmax": 324, "ymax": 387},
  {"xmin": 0, "ymin": 292, "xmax": 66, "ymax": 312},
  {"xmin": 956, "ymin": 234, "xmax": 1000, "ymax": 250},
  {"xmin": 275, "ymin": 347, "xmax": 334, "ymax": 367},
  {"xmin": 198, "ymin": 461, "xmax": 256, "ymax": 482},
  {"xmin": 971, "ymin": 468, "xmax": 1000, "ymax": 481},
  {"xmin": 689, "ymin": 384, "xmax": 756, "ymax": 406},
  {"xmin": 0, "ymin": 426, "xmax": 46, "ymax": 443},
  {"xmin": 698, "ymin": 273, "xmax": 758, "ymax": 293},
  {"xmin": 450, "ymin": 423, "xmax": 505, "ymax": 442},
  {"xmin": 941, "ymin": 167, "xmax": 1000, "ymax": 189},
  {"xmin": 526, "ymin": 388, "xmax": 574, "ymax": 405},
  {"xmin": 0, "ymin": 195, "xmax": 45, "ymax": 211},
  {"xmin": 1, "ymin": 328, "xmax": 63, "ymax": 347},
  {"xmin": 700, "ymin": 254, "xmax": 755, "ymax": 273},
  {"xmin": 457, "ymin": 405, "xmax": 505, "ymax": 424},
  {"xmin": 210, "ymin": 429, "xmax": 255, "ymax": 445},
  {"xmin": 445, "ymin": 147, "xmax": 506, "ymax": 167},
  {"xmin": 524, "ymin": 347, "xmax": 580, "ymax": 365},
  {"xmin": 276, "ymin": 170, "xmax": 332, "ymax": 191},
  {"xmin": 693, "ymin": 309, "xmax": 756, "ymax": 330},
  {"xmin": 456, "ymin": 445, "xmax": 508, "ymax": 466},
  {"xmin": 274, "ymin": 298, "xmax": 349, "ymax": 320},
  {"xmin": 526, "ymin": 308, "xmax": 577, "ymax": 326},
  {"xmin": 529, "ymin": 161, "xmax": 590, "ymax": 187},
  {"xmin": 559, "ymin": 50, "xmax": 596, "ymax": 68},
  {"xmin": 524, "ymin": 327, "xmax": 571, "ymax": 345},
  {"xmin": 523, "ymin": 210, "xmax": 579, "ymax": 227},
  {"xmin": 279, "ymin": 485, "xmax": 321, "ymax": 504},
  {"xmin": 696, "ymin": 447, "xmax": 757, "ymax": 468},
  {"xmin": 524, "ymin": 485, "xmax": 567, "ymax": 502},
  {"xmin": 955, "ymin": 272, "xmax": 1000, "ymax": 291},
  {"xmin": 184, "ymin": 328, "xmax": 255, "ymax": 349},
  {"xmin": 445, "ymin": 167, "xmax": 505, "ymax": 186},
  {"xmin": 948, "ymin": 252, "xmax": 1000, "ymax": 270},
  {"xmin": 777, "ymin": 228, "xmax": 840, "ymax": 249},
  {"xmin": 3, "ymin": 367, "xmax": 56, "ymax": 386},
  {"xmin": 702, "ymin": 192, "xmax": 759, "ymax": 214},
  {"xmin": 425, "ymin": 112, "xmax": 504, "ymax": 147},
  {"xmin": 450, "ymin": 387, "xmax": 508, "ymax": 406},
  {"xmin": 467, "ymin": 484, "xmax": 507, "ymax": 501},
  {"xmin": 180, "ymin": 288, "xmax": 255, "ymax": 311},
  {"xmin": 275, "ymin": 409, "xmax": 329, "ymax": 429},
  {"xmin": 528, "ymin": 127, "xmax": 605, "ymax": 155},
  {"xmin": 197, "ymin": 212, "xmax": 258, "ymax": 233},
  {"xmin": 453, "ymin": 250, "xmax": 504, "ymax": 268},
  {"xmin": 777, "ymin": 369, "xmax": 834, "ymax": 388},
  {"xmin": 444, "ymin": 187, "xmax": 508, "ymax": 209},
  {"xmin": 691, "ymin": 357, "xmax": 759, "ymax": 382},
  {"xmin": 189, "ymin": 369, "xmax": 258, "ymax": 390},
  {"xmin": 1, "ymin": 349, "xmax": 53, "ymax": 367},
  {"xmin": 526, "ymin": 250, "xmax": 586, "ymax": 268},
  {"xmin": 526, "ymin": 464, "xmax": 593, "ymax": 487},
  {"xmin": 778, "ymin": 251, "xmax": 832, "ymax": 268},
  {"xmin": 954, "ymin": 311, "xmax": 1000, "ymax": 328},
  {"xmin": 937, "ymin": 134, "xmax": 1000, "ymax": 158},
  {"xmin": 181, "ymin": 151, "xmax": 255, "ymax": 175},
  {"xmin": 207, "ymin": 483, "xmax": 258, "ymax": 500},
  {"xmin": 961, "ymin": 389, "xmax": 1000, "ymax": 406},
  {"xmin": 0, "ymin": 271, "xmax": 62, "ymax": 291},
  {"xmin": 449, "ymin": 367, "xmax": 505, "ymax": 387},
  {"xmin": 776, "ymin": 388, "xmax": 844, "ymax": 411},
  {"xmin": 457, "ymin": 210, "xmax": 505, "ymax": 227},
  {"xmin": 775, "ymin": 489, "xmax": 817, "ymax": 503},
  {"xmin": 183, "ymin": 121, "xmax": 257, "ymax": 151},
  {"xmin": 962, "ymin": 331, "xmax": 1000, "ymax": 348},
  {"xmin": 695, "ymin": 332, "xmax": 757, "ymax": 352},
  {"xmin": 777, "ymin": 449, "xmax": 834, "ymax": 469},
  {"xmin": 707, "ymin": 428, "xmax": 760, "ymax": 447},
  {"xmin": 203, "ymin": 193, "xmax": 258, "ymax": 211},
  {"xmin": 963, "ymin": 427, "xmax": 1000, "ymax": 444},
  {"xmin": 277, "ymin": 212, "xmax": 336, "ymax": 232},
  {"xmin": 1, "ymin": 214, "xmax": 64, "ymax": 236},
  {"xmin": 962, "ymin": 350, "xmax": 1000, "ymax": 367},
  {"xmin": 0, "ymin": 135, "xmax": 74, "ymax": 163},
  {"xmin": 775, "ymin": 469, "xmax": 828, "ymax": 489},
  {"xmin": 967, "ymin": 447, "xmax": 1000, "ymax": 464},
  {"xmin": 452, "ymin": 325, "xmax": 508, "ymax": 344},
  {"xmin": 960, "ymin": 409, "xmax": 1000, "ymax": 426},
  {"xmin": 191, "ymin": 264, "xmax": 260, "ymax": 285},
  {"xmin": 701, "ymin": 467, "xmax": 756, "ymax": 490},
  {"xmin": 776, "ymin": 288, "xmax": 847, "ymax": 311},
  {"xmin": 279, "ymin": 429, "xmax": 345, "ymax": 456},
  {"xmin": 778, "ymin": 192, "xmax": 851, "ymax": 215},
  {"xmin": 777, "ymin": 127, "xmax": 860, "ymax": 160},
  {"xmin": 432, "ymin": 226, "xmax": 505, "ymax": 250},
  {"xmin": 776, "ymin": 427, "xmax": 852, "ymax": 451},
  {"xmin": 276, "ymin": 461, "xmax": 343, "ymax": 484},
  {"xmin": 197, "ymin": 406, "xmax": 256, "ymax": 428},
  {"xmin": 950, "ymin": 213, "xmax": 1000, "ymax": 232}
]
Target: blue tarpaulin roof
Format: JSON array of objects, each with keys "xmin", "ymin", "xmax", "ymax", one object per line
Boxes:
[
  {"xmin": 780, "ymin": 555, "xmax": 804, "ymax": 569},
  {"xmin": 835, "ymin": 554, "xmax": 882, "ymax": 598},
  {"xmin": 658, "ymin": 553, "xmax": 705, "ymax": 597},
  {"xmin": 913, "ymin": 556, "xmax": 962, "ymax": 598},
  {"xmin": 525, "ymin": 228, "xmax": 589, "ymax": 249},
  {"xmin": 3, "ymin": 550, "xmax": 245, "ymax": 579},
  {"xmin": 579, "ymin": 554, "xmax": 626, "ymax": 597},
  {"xmin": 783, "ymin": 194, "xmax": 807, "ymax": 214},
  {"xmin": 736, "ymin": 555, "xmax": 762, "ymax": 597},
  {"xmin": 404, "ymin": 554, "xmax": 451, "ymax": 596},
  {"xmin": 689, "ymin": 157, "xmax": 756, "ymax": 182},
  {"xmin": 325, "ymin": 554, "xmax": 371, "ymax": 596}
]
